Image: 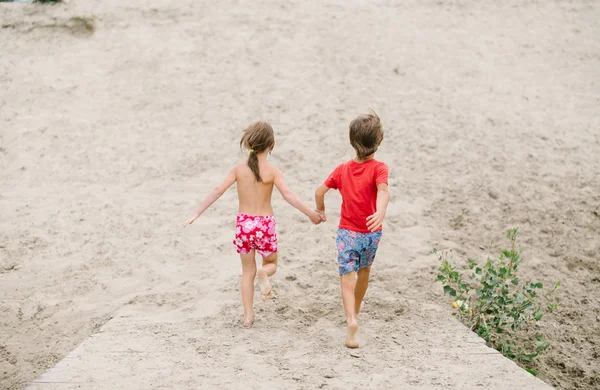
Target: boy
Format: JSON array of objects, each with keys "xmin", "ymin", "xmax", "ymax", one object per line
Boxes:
[{"xmin": 315, "ymin": 110, "xmax": 389, "ymax": 348}]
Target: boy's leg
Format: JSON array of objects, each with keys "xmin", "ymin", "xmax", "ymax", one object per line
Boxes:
[
  {"xmin": 355, "ymin": 266, "xmax": 371, "ymax": 316},
  {"xmin": 257, "ymin": 252, "xmax": 277, "ymax": 301},
  {"xmin": 354, "ymin": 231, "xmax": 381, "ymax": 317},
  {"xmin": 340, "ymin": 272, "xmax": 359, "ymax": 348},
  {"xmin": 240, "ymin": 251, "xmax": 257, "ymax": 327}
]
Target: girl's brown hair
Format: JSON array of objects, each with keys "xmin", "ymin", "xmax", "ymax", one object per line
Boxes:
[
  {"xmin": 349, "ymin": 109, "xmax": 384, "ymax": 161},
  {"xmin": 240, "ymin": 121, "xmax": 275, "ymax": 182}
]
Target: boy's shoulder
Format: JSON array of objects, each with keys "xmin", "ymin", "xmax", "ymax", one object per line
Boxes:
[
  {"xmin": 331, "ymin": 159, "xmax": 388, "ymax": 171},
  {"xmin": 350, "ymin": 159, "xmax": 388, "ymax": 168},
  {"xmin": 336, "ymin": 160, "xmax": 353, "ymax": 169},
  {"xmin": 373, "ymin": 159, "xmax": 388, "ymax": 169}
]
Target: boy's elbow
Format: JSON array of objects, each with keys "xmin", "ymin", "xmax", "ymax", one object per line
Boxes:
[{"xmin": 315, "ymin": 186, "xmax": 328, "ymax": 198}]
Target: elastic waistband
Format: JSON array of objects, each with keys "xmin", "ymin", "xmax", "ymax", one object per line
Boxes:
[
  {"xmin": 338, "ymin": 227, "xmax": 382, "ymax": 236},
  {"xmin": 237, "ymin": 213, "xmax": 275, "ymax": 219}
]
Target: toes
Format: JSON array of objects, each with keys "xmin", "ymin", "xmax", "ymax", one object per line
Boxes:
[{"xmin": 261, "ymin": 290, "xmax": 272, "ymax": 302}]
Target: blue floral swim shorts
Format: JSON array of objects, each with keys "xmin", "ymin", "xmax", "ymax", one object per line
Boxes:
[{"xmin": 336, "ymin": 228, "xmax": 382, "ymax": 275}]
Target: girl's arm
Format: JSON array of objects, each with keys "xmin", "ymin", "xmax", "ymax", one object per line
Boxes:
[
  {"xmin": 184, "ymin": 168, "xmax": 237, "ymax": 227},
  {"xmin": 274, "ymin": 169, "xmax": 322, "ymax": 225},
  {"xmin": 315, "ymin": 184, "xmax": 330, "ymax": 221},
  {"xmin": 366, "ymin": 183, "xmax": 389, "ymax": 232}
]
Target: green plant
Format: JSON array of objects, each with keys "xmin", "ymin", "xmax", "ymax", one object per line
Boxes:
[
  {"xmin": 432, "ymin": 228, "xmax": 559, "ymax": 365},
  {"xmin": 34, "ymin": 0, "xmax": 62, "ymax": 3}
]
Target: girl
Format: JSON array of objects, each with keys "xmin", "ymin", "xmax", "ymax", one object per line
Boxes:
[{"xmin": 184, "ymin": 121, "xmax": 323, "ymax": 327}]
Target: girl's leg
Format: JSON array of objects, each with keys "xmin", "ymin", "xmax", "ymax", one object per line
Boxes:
[
  {"xmin": 355, "ymin": 266, "xmax": 371, "ymax": 316},
  {"xmin": 257, "ymin": 252, "xmax": 277, "ymax": 301},
  {"xmin": 240, "ymin": 251, "xmax": 257, "ymax": 327},
  {"xmin": 340, "ymin": 272, "xmax": 359, "ymax": 348}
]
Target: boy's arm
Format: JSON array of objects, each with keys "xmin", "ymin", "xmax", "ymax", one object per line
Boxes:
[
  {"xmin": 366, "ymin": 183, "xmax": 389, "ymax": 232},
  {"xmin": 184, "ymin": 168, "xmax": 237, "ymax": 227},
  {"xmin": 274, "ymin": 169, "xmax": 322, "ymax": 225},
  {"xmin": 315, "ymin": 184, "xmax": 330, "ymax": 221}
]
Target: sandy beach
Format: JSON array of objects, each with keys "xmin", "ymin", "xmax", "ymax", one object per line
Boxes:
[{"xmin": 1, "ymin": 0, "xmax": 599, "ymax": 389}]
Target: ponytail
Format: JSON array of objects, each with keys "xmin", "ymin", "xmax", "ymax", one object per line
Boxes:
[
  {"xmin": 247, "ymin": 150, "xmax": 262, "ymax": 182},
  {"xmin": 239, "ymin": 121, "xmax": 275, "ymax": 183}
]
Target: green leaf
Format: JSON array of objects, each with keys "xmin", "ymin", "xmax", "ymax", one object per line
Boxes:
[
  {"xmin": 548, "ymin": 303, "xmax": 557, "ymax": 310},
  {"xmin": 534, "ymin": 312, "xmax": 543, "ymax": 321},
  {"xmin": 518, "ymin": 351, "xmax": 540, "ymax": 362},
  {"xmin": 443, "ymin": 286, "xmax": 457, "ymax": 297},
  {"xmin": 502, "ymin": 250, "xmax": 512, "ymax": 258},
  {"xmin": 535, "ymin": 282, "xmax": 543, "ymax": 289},
  {"xmin": 467, "ymin": 258, "xmax": 477, "ymax": 269},
  {"xmin": 525, "ymin": 369, "xmax": 537, "ymax": 376},
  {"xmin": 436, "ymin": 274, "xmax": 446, "ymax": 283},
  {"xmin": 475, "ymin": 267, "xmax": 482, "ymax": 275},
  {"xmin": 511, "ymin": 278, "xmax": 519, "ymax": 286},
  {"xmin": 535, "ymin": 340, "xmax": 551, "ymax": 351},
  {"xmin": 499, "ymin": 267, "xmax": 507, "ymax": 277},
  {"xmin": 555, "ymin": 281, "xmax": 561, "ymax": 287}
]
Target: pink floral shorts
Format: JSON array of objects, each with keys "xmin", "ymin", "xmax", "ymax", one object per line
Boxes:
[{"xmin": 233, "ymin": 214, "xmax": 278, "ymax": 258}]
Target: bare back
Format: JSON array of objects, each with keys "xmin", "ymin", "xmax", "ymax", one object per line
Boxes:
[{"xmin": 234, "ymin": 160, "xmax": 278, "ymax": 216}]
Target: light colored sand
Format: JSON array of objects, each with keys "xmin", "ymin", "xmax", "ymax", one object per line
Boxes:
[{"xmin": 1, "ymin": 0, "xmax": 599, "ymax": 389}]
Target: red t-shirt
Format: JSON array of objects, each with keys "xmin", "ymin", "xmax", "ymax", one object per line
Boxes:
[{"xmin": 324, "ymin": 159, "xmax": 389, "ymax": 233}]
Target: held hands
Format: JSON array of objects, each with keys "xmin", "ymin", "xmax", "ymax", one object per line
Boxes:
[
  {"xmin": 316, "ymin": 209, "xmax": 327, "ymax": 223},
  {"xmin": 366, "ymin": 210, "xmax": 384, "ymax": 232},
  {"xmin": 309, "ymin": 209, "xmax": 326, "ymax": 225}
]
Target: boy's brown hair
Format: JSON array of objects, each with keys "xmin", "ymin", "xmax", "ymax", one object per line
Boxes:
[
  {"xmin": 349, "ymin": 109, "xmax": 384, "ymax": 161},
  {"xmin": 240, "ymin": 121, "xmax": 275, "ymax": 182}
]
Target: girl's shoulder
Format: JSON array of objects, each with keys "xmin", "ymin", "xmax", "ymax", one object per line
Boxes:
[
  {"xmin": 262, "ymin": 160, "xmax": 279, "ymax": 174},
  {"xmin": 260, "ymin": 160, "xmax": 279, "ymax": 183},
  {"xmin": 233, "ymin": 161, "xmax": 247, "ymax": 173}
]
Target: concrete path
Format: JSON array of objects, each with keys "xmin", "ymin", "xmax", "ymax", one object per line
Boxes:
[{"xmin": 28, "ymin": 301, "xmax": 552, "ymax": 390}]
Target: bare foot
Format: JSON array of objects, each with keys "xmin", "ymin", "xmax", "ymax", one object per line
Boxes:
[
  {"xmin": 243, "ymin": 313, "xmax": 254, "ymax": 328},
  {"xmin": 345, "ymin": 320, "xmax": 359, "ymax": 348},
  {"xmin": 257, "ymin": 268, "xmax": 272, "ymax": 302}
]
